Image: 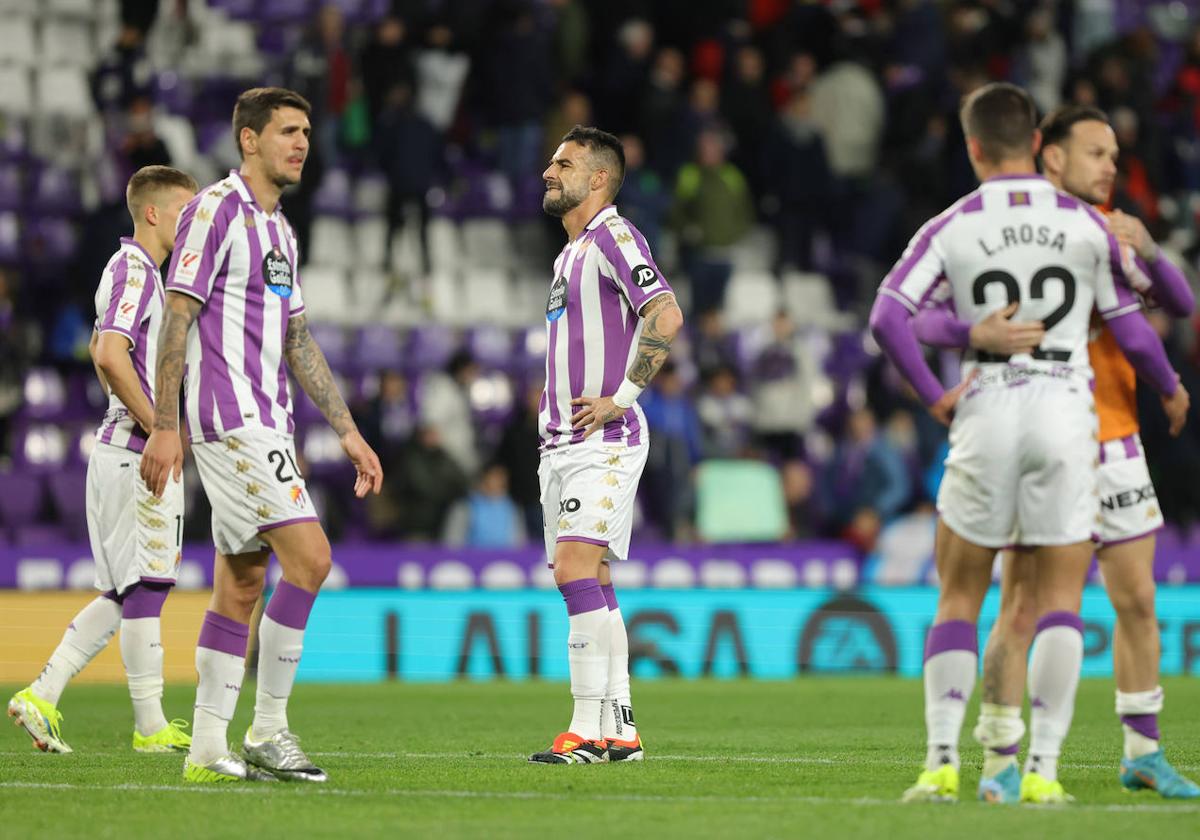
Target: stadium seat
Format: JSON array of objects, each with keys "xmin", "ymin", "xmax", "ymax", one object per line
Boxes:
[
  {"xmin": 14, "ymin": 424, "xmax": 69, "ymax": 471},
  {"xmin": 427, "ymin": 272, "xmax": 466, "ymax": 325},
  {"xmin": 353, "ymin": 173, "xmax": 389, "ymax": 217},
  {"xmin": 782, "ymin": 271, "xmax": 845, "ymax": 328},
  {"xmin": 0, "ymin": 67, "xmax": 33, "ymax": 116},
  {"xmin": 729, "ymin": 225, "xmax": 776, "ymax": 271},
  {"xmin": 47, "ymin": 0, "xmax": 98, "ymax": 16},
  {"xmin": 38, "ymin": 19, "xmax": 95, "ymax": 68},
  {"xmin": 31, "ymin": 165, "xmax": 82, "ymax": 215},
  {"xmin": 310, "ymin": 216, "xmax": 354, "ymax": 269},
  {"xmin": 0, "ymin": 211, "xmax": 19, "ymax": 261},
  {"xmin": 23, "ymin": 368, "xmax": 67, "ymax": 419},
  {"xmin": 299, "ymin": 265, "xmax": 352, "ymax": 324},
  {"xmin": 0, "ymin": 470, "xmax": 44, "ymax": 532},
  {"xmin": 352, "ymin": 215, "xmax": 389, "ymax": 269},
  {"xmin": 723, "ymin": 271, "xmax": 781, "ymax": 328},
  {"xmin": 695, "ymin": 460, "xmax": 788, "ymax": 542},
  {"xmin": 352, "ymin": 268, "xmax": 392, "ymax": 320},
  {"xmin": 0, "ymin": 164, "xmax": 23, "ymax": 211},
  {"xmin": 404, "ymin": 323, "xmax": 456, "ymax": 373},
  {"xmin": 426, "ymin": 216, "xmax": 462, "ymax": 274},
  {"xmin": 34, "ymin": 66, "xmax": 94, "ymax": 118},
  {"xmin": 0, "ymin": 15, "xmax": 36, "ymax": 67},
  {"xmin": 461, "ymin": 268, "xmax": 513, "ymax": 325},
  {"xmin": 355, "ymin": 323, "xmax": 405, "ymax": 371},
  {"xmin": 47, "ymin": 470, "xmax": 87, "ymax": 540},
  {"xmin": 460, "ymin": 218, "xmax": 513, "ymax": 270},
  {"xmin": 465, "ymin": 325, "xmax": 513, "ymax": 370},
  {"xmin": 312, "ymin": 168, "xmax": 354, "ymax": 218},
  {"xmin": 307, "ymin": 321, "xmax": 349, "ymax": 370},
  {"xmin": 479, "ymin": 562, "xmax": 526, "ymax": 589}
]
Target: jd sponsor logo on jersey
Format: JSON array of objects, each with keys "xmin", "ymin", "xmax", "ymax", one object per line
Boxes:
[
  {"xmin": 263, "ymin": 246, "xmax": 294, "ymax": 298},
  {"xmin": 632, "ymin": 264, "xmax": 657, "ymax": 288},
  {"xmin": 546, "ymin": 275, "xmax": 568, "ymax": 321}
]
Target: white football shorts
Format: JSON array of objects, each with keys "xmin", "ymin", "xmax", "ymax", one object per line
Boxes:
[
  {"xmin": 539, "ymin": 440, "xmax": 649, "ymax": 566},
  {"xmin": 192, "ymin": 428, "xmax": 319, "ymax": 556},
  {"xmin": 1096, "ymin": 433, "xmax": 1163, "ymax": 547},
  {"xmin": 86, "ymin": 442, "xmax": 184, "ymax": 595},
  {"xmin": 937, "ymin": 372, "xmax": 1099, "ymax": 547}
]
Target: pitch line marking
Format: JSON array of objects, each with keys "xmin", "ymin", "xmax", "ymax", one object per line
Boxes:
[{"xmin": 1, "ymin": 781, "xmax": 1198, "ymax": 813}]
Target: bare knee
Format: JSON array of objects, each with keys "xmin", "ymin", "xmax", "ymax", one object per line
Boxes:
[
  {"xmin": 1113, "ymin": 581, "xmax": 1157, "ymax": 626},
  {"xmin": 291, "ymin": 540, "xmax": 332, "ymax": 591},
  {"xmin": 217, "ymin": 573, "xmax": 265, "ymax": 622},
  {"xmin": 1000, "ymin": 594, "xmax": 1038, "ymax": 648},
  {"xmin": 552, "ymin": 540, "xmax": 605, "ymax": 586}
]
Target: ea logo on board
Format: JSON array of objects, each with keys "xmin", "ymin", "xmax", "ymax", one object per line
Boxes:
[
  {"xmin": 263, "ymin": 247, "xmax": 294, "ymax": 298},
  {"xmin": 633, "ymin": 264, "xmax": 657, "ymax": 288}
]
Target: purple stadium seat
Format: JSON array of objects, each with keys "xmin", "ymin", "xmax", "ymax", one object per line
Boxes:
[
  {"xmin": 465, "ymin": 326, "xmax": 514, "ymax": 371},
  {"xmin": 0, "ymin": 470, "xmax": 45, "ymax": 529},
  {"xmin": 261, "ymin": 0, "xmax": 314, "ymax": 22},
  {"xmin": 32, "ymin": 166, "xmax": 82, "ymax": 215},
  {"xmin": 0, "ymin": 164, "xmax": 23, "ymax": 211},
  {"xmin": 153, "ymin": 71, "xmax": 192, "ymax": 114},
  {"xmin": 13, "ymin": 423, "xmax": 69, "ymax": 472},
  {"xmin": 12, "ymin": 524, "xmax": 67, "ymax": 547},
  {"xmin": 48, "ymin": 470, "xmax": 88, "ymax": 540},
  {"xmin": 309, "ymin": 322, "xmax": 349, "ymax": 370},
  {"xmin": 313, "ymin": 169, "xmax": 354, "ymax": 218},
  {"xmin": 403, "ymin": 324, "xmax": 456, "ymax": 374},
  {"xmin": 356, "ymin": 324, "xmax": 406, "ymax": 371},
  {"xmin": 29, "ymin": 217, "xmax": 79, "ymax": 266},
  {"xmin": 23, "ymin": 367, "xmax": 67, "ymax": 419},
  {"xmin": 0, "ymin": 210, "xmax": 20, "ymax": 262}
]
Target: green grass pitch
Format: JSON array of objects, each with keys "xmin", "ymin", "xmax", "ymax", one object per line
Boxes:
[{"xmin": 2, "ymin": 678, "xmax": 1198, "ymax": 838}]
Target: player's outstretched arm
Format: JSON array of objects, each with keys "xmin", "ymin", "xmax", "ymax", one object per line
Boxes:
[
  {"xmin": 283, "ymin": 313, "xmax": 382, "ymax": 497},
  {"xmin": 140, "ymin": 291, "xmax": 200, "ymax": 497},
  {"xmin": 570, "ymin": 293, "xmax": 684, "ymax": 439},
  {"xmin": 1105, "ymin": 309, "xmax": 1190, "ymax": 436},
  {"xmin": 93, "ymin": 331, "xmax": 154, "ymax": 433}
]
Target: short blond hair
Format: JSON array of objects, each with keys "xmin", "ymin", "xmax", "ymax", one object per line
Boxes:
[{"xmin": 126, "ymin": 165, "xmax": 199, "ymax": 222}]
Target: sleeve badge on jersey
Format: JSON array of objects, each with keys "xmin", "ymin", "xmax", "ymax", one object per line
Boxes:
[
  {"xmin": 632, "ymin": 264, "xmax": 658, "ymax": 288},
  {"xmin": 176, "ymin": 248, "xmax": 202, "ymax": 281},
  {"xmin": 113, "ymin": 299, "xmax": 138, "ymax": 330}
]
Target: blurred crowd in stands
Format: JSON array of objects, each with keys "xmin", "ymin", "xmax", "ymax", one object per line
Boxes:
[{"xmin": 3, "ymin": 0, "xmax": 1200, "ymax": 552}]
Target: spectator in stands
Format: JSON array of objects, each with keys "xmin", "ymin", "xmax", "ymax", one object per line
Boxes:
[
  {"xmin": 721, "ymin": 45, "xmax": 774, "ymax": 197},
  {"xmin": 548, "ymin": 0, "xmax": 589, "ymax": 84},
  {"xmin": 121, "ymin": 95, "xmax": 171, "ymax": 172},
  {"xmin": 781, "ymin": 458, "xmax": 819, "ymax": 541},
  {"xmin": 671, "ymin": 128, "xmax": 754, "ymax": 315},
  {"xmin": 696, "ymin": 364, "xmax": 753, "ymax": 458},
  {"xmin": 763, "ymin": 90, "xmax": 832, "ymax": 271},
  {"xmin": 0, "ymin": 269, "xmax": 33, "ymax": 457},
  {"xmin": 818, "ymin": 407, "xmax": 912, "ymax": 552},
  {"xmin": 387, "ymin": 424, "xmax": 469, "ymax": 540},
  {"xmin": 442, "ymin": 463, "xmax": 526, "ymax": 547},
  {"xmin": 419, "ymin": 350, "xmax": 480, "ymax": 479},
  {"xmin": 1012, "ymin": 6, "xmax": 1067, "ymax": 114},
  {"xmin": 493, "ymin": 383, "xmax": 544, "ymax": 540},
  {"xmin": 691, "ymin": 309, "xmax": 738, "ymax": 374},
  {"xmin": 91, "ymin": 23, "xmax": 152, "ymax": 113},
  {"xmin": 287, "ymin": 4, "xmax": 353, "ymax": 165},
  {"xmin": 360, "ymin": 15, "xmax": 418, "ymax": 129},
  {"xmin": 640, "ymin": 47, "xmax": 689, "ymax": 178},
  {"xmin": 358, "ymin": 370, "xmax": 416, "ymax": 474},
  {"xmin": 596, "ymin": 18, "xmax": 655, "ymax": 134},
  {"xmin": 543, "ymin": 91, "xmax": 593, "ymax": 166},
  {"xmin": 375, "ymin": 81, "xmax": 441, "ymax": 274},
  {"xmin": 615, "ymin": 134, "xmax": 670, "ymax": 254},
  {"xmin": 640, "ymin": 360, "xmax": 703, "ymax": 541},
  {"xmin": 750, "ymin": 311, "xmax": 818, "ymax": 461}
]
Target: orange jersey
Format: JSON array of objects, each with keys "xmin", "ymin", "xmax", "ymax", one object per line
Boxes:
[{"xmin": 1089, "ymin": 323, "xmax": 1139, "ymax": 441}]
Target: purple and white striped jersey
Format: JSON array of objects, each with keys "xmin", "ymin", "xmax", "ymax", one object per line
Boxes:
[
  {"xmin": 164, "ymin": 171, "xmax": 305, "ymax": 443},
  {"xmin": 93, "ymin": 238, "xmax": 163, "ymax": 453},
  {"xmin": 539, "ymin": 205, "xmax": 672, "ymax": 451}
]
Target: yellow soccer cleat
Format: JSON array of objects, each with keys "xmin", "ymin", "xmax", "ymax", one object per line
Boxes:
[
  {"xmin": 1020, "ymin": 771, "xmax": 1075, "ymax": 804},
  {"xmin": 133, "ymin": 719, "xmax": 192, "ymax": 753},
  {"xmin": 902, "ymin": 764, "xmax": 959, "ymax": 803},
  {"xmin": 7, "ymin": 687, "xmax": 71, "ymax": 754}
]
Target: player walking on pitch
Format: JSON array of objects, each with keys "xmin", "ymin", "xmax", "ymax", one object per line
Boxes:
[
  {"xmin": 140, "ymin": 88, "xmax": 383, "ymax": 783},
  {"xmin": 913, "ymin": 105, "xmax": 1199, "ymax": 801},
  {"xmin": 867, "ymin": 83, "xmax": 1188, "ymax": 804},
  {"xmin": 528, "ymin": 126, "xmax": 683, "ymax": 764},
  {"xmin": 8, "ymin": 166, "xmax": 198, "ymax": 754}
]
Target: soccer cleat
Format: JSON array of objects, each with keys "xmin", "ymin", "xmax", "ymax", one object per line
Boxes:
[
  {"xmin": 7, "ymin": 687, "xmax": 72, "ymax": 754},
  {"xmin": 1120, "ymin": 750, "xmax": 1200, "ymax": 799},
  {"xmin": 133, "ymin": 719, "xmax": 192, "ymax": 753},
  {"xmin": 606, "ymin": 735, "xmax": 644, "ymax": 763},
  {"xmin": 183, "ymin": 752, "xmax": 279, "ymax": 783},
  {"xmin": 901, "ymin": 764, "xmax": 959, "ymax": 803},
  {"xmin": 1020, "ymin": 771, "xmax": 1074, "ymax": 804},
  {"xmin": 243, "ymin": 728, "xmax": 328, "ymax": 782},
  {"xmin": 978, "ymin": 763, "xmax": 1022, "ymax": 803},
  {"xmin": 528, "ymin": 732, "xmax": 609, "ymax": 765}
]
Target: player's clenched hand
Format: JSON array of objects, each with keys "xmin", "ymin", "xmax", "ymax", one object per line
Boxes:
[
  {"xmin": 340, "ymin": 429, "xmax": 383, "ymax": 498},
  {"xmin": 140, "ymin": 429, "xmax": 183, "ymax": 498},
  {"xmin": 570, "ymin": 395, "xmax": 626, "ymax": 440},
  {"xmin": 1107, "ymin": 209, "xmax": 1157, "ymax": 261},
  {"xmin": 969, "ymin": 303, "xmax": 1045, "ymax": 356},
  {"xmin": 929, "ymin": 371, "xmax": 977, "ymax": 427},
  {"xmin": 1162, "ymin": 379, "xmax": 1190, "ymax": 437}
]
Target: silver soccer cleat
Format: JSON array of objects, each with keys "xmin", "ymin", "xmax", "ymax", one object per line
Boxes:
[
  {"xmin": 183, "ymin": 751, "xmax": 279, "ymax": 783},
  {"xmin": 242, "ymin": 728, "xmax": 328, "ymax": 782}
]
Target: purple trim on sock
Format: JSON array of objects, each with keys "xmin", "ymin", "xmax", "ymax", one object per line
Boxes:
[
  {"xmin": 120, "ymin": 582, "xmax": 172, "ymax": 619},
  {"xmin": 102, "ymin": 589, "xmax": 121, "ymax": 603},
  {"xmin": 991, "ymin": 743, "xmax": 1020, "ymax": 756},
  {"xmin": 197, "ymin": 610, "xmax": 249, "ymax": 658},
  {"xmin": 264, "ymin": 580, "xmax": 317, "ymax": 630},
  {"xmin": 558, "ymin": 578, "xmax": 608, "ymax": 616},
  {"xmin": 1035, "ymin": 610, "xmax": 1084, "ymax": 635},
  {"xmin": 600, "ymin": 583, "xmax": 618, "ymax": 611},
  {"xmin": 1122, "ymin": 713, "xmax": 1160, "ymax": 741},
  {"xmin": 923, "ymin": 620, "xmax": 977, "ymax": 661}
]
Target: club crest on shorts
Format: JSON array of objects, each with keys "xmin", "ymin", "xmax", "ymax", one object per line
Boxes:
[
  {"xmin": 263, "ymin": 246, "xmax": 294, "ymax": 298},
  {"xmin": 289, "ymin": 484, "xmax": 308, "ymax": 510}
]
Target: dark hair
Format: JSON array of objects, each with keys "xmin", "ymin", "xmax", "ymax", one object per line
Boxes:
[
  {"xmin": 232, "ymin": 87, "xmax": 312, "ymax": 160},
  {"xmin": 561, "ymin": 125, "xmax": 626, "ymax": 199},
  {"xmin": 1039, "ymin": 104, "xmax": 1110, "ymax": 150},
  {"xmin": 126, "ymin": 165, "xmax": 198, "ymax": 219},
  {"xmin": 959, "ymin": 83, "xmax": 1039, "ymax": 164}
]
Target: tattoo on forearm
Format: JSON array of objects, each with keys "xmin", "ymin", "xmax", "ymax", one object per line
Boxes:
[
  {"xmin": 628, "ymin": 295, "xmax": 682, "ymax": 387},
  {"xmin": 152, "ymin": 295, "xmax": 201, "ymax": 431},
  {"xmin": 285, "ymin": 314, "xmax": 356, "ymax": 436}
]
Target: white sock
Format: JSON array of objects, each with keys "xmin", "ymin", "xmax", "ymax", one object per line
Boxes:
[
  {"xmin": 120, "ymin": 617, "xmax": 168, "ymax": 737},
  {"xmin": 602, "ymin": 607, "xmax": 638, "ymax": 743},
  {"xmin": 974, "ymin": 703, "xmax": 1024, "ymax": 777},
  {"xmin": 1116, "ymin": 687, "xmax": 1164, "ymax": 760},
  {"xmin": 191, "ymin": 648, "xmax": 246, "ymax": 764},
  {"xmin": 31, "ymin": 596, "xmax": 121, "ymax": 705},
  {"xmin": 922, "ymin": 621, "xmax": 977, "ymax": 771},
  {"xmin": 252, "ymin": 615, "xmax": 305, "ymax": 740},
  {"xmin": 566, "ymin": 606, "xmax": 611, "ymax": 740},
  {"xmin": 1025, "ymin": 613, "xmax": 1084, "ymax": 781}
]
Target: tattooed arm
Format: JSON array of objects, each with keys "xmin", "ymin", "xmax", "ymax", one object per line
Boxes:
[
  {"xmin": 140, "ymin": 292, "xmax": 201, "ymax": 497},
  {"xmin": 571, "ymin": 293, "xmax": 684, "ymax": 439},
  {"xmin": 284, "ymin": 313, "xmax": 383, "ymax": 497}
]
